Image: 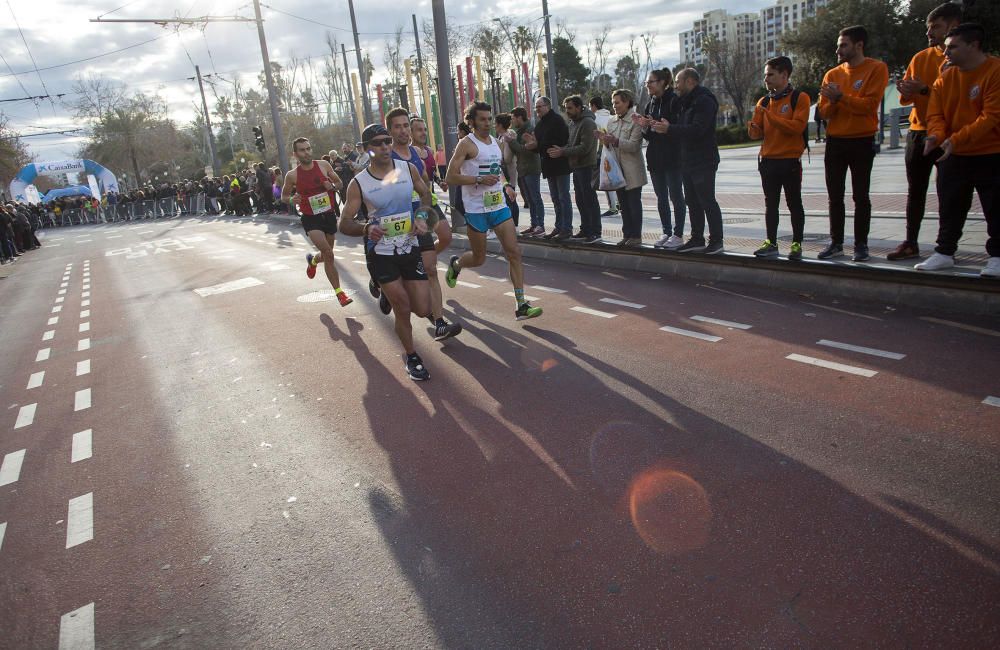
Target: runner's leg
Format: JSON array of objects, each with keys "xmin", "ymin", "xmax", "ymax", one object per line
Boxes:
[
  {"xmin": 422, "ymin": 248, "xmax": 443, "ymax": 321},
  {"xmin": 381, "ymin": 279, "xmax": 416, "ymax": 354},
  {"xmin": 456, "ymin": 229, "xmax": 487, "ymax": 270},
  {"xmin": 493, "ymin": 219, "xmax": 524, "ymax": 291}
]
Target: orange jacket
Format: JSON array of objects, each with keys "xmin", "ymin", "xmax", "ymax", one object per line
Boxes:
[
  {"xmin": 900, "ymin": 46, "xmax": 946, "ymax": 132},
  {"xmin": 927, "ymin": 56, "xmax": 1000, "ymax": 156},
  {"xmin": 817, "ymin": 58, "xmax": 889, "ymax": 138},
  {"xmin": 748, "ymin": 89, "xmax": 811, "ymax": 159}
]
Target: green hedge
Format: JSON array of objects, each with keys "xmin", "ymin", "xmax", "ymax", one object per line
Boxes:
[{"xmin": 715, "ymin": 124, "xmax": 752, "ymax": 145}]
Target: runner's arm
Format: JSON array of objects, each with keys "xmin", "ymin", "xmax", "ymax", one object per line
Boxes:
[
  {"xmin": 409, "ymin": 163, "xmax": 432, "ymax": 213},
  {"xmin": 444, "ymin": 139, "xmax": 474, "ymax": 186},
  {"xmin": 337, "ymin": 180, "xmax": 369, "ymax": 237},
  {"xmin": 319, "ymin": 160, "xmax": 343, "ymax": 191},
  {"xmin": 279, "ymin": 169, "xmax": 297, "ymax": 205}
]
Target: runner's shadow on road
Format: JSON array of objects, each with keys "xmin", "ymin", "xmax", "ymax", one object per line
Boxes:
[{"xmin": 352, "ymin": 299, "xmax": 1000, "ymax": 647}]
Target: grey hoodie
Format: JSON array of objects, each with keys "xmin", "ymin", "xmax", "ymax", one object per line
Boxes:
[{"xmin": 562, "ymin": 108, "xmax": 599, "ymax": 169}]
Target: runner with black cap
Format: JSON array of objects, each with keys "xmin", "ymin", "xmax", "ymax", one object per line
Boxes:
[
  {"xmin": 280, "ymin": 136, "xmax": 352, "ymax": 307},
  {"xmin": 338, "ymin": 124, "xmax": 436, "ymax": 381}
]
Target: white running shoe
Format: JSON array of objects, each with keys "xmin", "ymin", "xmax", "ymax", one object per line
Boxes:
[
  {"xmin": 663, "ymin": 234, "xmax": 684, "ymax": 250},
  {"xmin": 914, "ymin": 252, "xmax": 955, "ymax": 271},
  {"xmin": 981, "ymin": 257, "xmax": 1000, "ymax": 278},
  {"xmin": 486, "ymin": 230, "xmax": 497, "ymax": 240},
  {"xmin": 653, "ymin": 233, "xmax": 671, "ymax": 248}
]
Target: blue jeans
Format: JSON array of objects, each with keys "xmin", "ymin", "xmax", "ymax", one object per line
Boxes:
[
  {"xmin": 650, "ymin": 167, "xmax": 686, "ymax": 237},
  {"xmin": 547, "ymin": 174, "xmax": 572, "ymax": 232},
  {"xmin": 521, "ymin": 173, "xmax": 545, "ymax": 228},
  {"xmin": 572, "ymin": 166, "xmax": 602, "ymax": 237}
]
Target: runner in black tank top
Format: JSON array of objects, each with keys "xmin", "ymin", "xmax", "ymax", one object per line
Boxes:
[{"xmin": 280, "ymin": 137, "xmax": 352, "ymax": 307}]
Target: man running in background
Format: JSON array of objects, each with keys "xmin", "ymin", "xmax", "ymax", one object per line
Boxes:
[
  {"xmin": 280, "ymin": 136, "xmax": 352, "ymax": 307},
  {"xmin": 338, "ymin": 124, "xmax": 435, "ymax": 381},
  {"xmin": 445, "ymin": 101, "xmax": 542, "ymax": 321}
]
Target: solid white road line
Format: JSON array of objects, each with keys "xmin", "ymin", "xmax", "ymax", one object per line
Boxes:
[
  {"xmin": 0, "ymin": 450, "xmax": 26, "ymax": 486},
  {"xmin": 74, "ymin": 389, "xmax": 91, "ymax": 412},
  {"xmin": 193, "ymin": 277, "xmax": 264, "ymax": 297},
  {"xmin": 920, "ymin": 316, "xmax": 1000, "ymax": 338},
  {"xmin": 59, "ymin": 602, "xmax": 95, "ymax": 650},
  {"xmin": 505, "ymin": 292, "xmax": 540, "ymax": 302},
  {"xmin": 72, "ymin": 429, "xmax": 92, "ymax": 463},
  {"xmin": 43, "ymin": 330, "xmax": 55, "ymax": 341},
  {"xmin": 599, "ymin": 298, "xmax": 646, "ymax": 309},
  {"xmin": 36, "ymin": 348, "xmax": 50, "ymax": 362},
  {"xmin": 690, "ymin": 315, "xmax": 753, "ymax": 330},
  {"xmin": 26, "ymin": 371, "xmax": 45, "ymax": 389},
  {"xmin": 456, "ymin": 280, "xmax": 482, "ymax": 289},
  {"xmin": 77, "ymin": 360, "xmax": 90, "ymax": 376},
  {"xmin": 78, "ymin": 338, "xmax": 90, "ymax": 351},
  {"xmin": 817, "ymin": 339, "xmax": 905, "ymax": 360},
  {"xmin": 79, "ymin": 322, "xmax": 90, "ymax": 333},
  {"xmin": 571, "ymin": 306, "xmax": 617, "ymax": 319},
  {"xmin": 15, "ymin": 404, "xmax": 36, "ymax": 428},
  {"xmin": 807, "ymin": 302, "xmax": 883, "ymax": 321},
  {"xmin": 983, "ymin": 396, "xmax": 1000, "ymax": 408},
  {"xmin": 80, "ymin": 310, "xmax": 90, "ymax": 318},
  {"xmin": 66, "ymin": 493, "xmax": 94, "ymax": 549},
  {"xmin": 659, "ymin": 325, "xmax": 722, "ymax": 343},
  {"xmin": 0, "ymin": 522, "xmax": 5, "ymax": 552},
  {"xmin": 52, "ymin": 306, "xmax": 62, "ymax": 313},
  {"xmin": 48, "ymin": 317, "xmax": 59, "ymax": 325},
  {"xmin": 786, "ymin": 353, "xmax": 877, "ymax": 377},
  {"xmin": 532, "ymin": 285, "xmax": 568, "ymax": 294}
]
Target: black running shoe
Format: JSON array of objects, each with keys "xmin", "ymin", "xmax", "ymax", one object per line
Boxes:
[
  {"xmin": 404, "ymin": 353, "xmax": 430, "ymax": 381},
  {"xmin": 433, "ymin": 321, "xmax": 463, "ymax": 341},
  {"xmin": 379, "ymin": 293, "xmax": 392, "ymax": 315},
  {"xmin": 369, "ymin": 279, "xmax": 380, "ymax": 299}
]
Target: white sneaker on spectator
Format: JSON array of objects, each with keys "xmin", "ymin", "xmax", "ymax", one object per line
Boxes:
[
  {"xmin": 664, "ymin": 235, "xmax": 684, "ymax": 250},
  {"xmin": 653, "ymin": 233, "xmax": 671, "ymax": 248},
  {"xmin": 486, "ymin": 230, "xmax": 497, "ymax": 240},
  {"xmin": 914, "ymin": 252, "xmax": 955, "ymax": 271},
  {"xmin": 981, "ymin": 257, "xmax": 1000, "ymax": 278}
]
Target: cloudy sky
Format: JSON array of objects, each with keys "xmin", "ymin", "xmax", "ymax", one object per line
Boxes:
[{"xmin": 0, "ymin": 0, "xmax": 772, "ymax": 162}]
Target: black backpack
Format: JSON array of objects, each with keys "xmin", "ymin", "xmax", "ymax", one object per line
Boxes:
[{"xmin": 760, "ymin": 89, "xmax": 810, "ymax": 156}]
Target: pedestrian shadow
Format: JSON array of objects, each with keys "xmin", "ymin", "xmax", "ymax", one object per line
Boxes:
[{"xmin": 333, "ymin": 301, "xmax": 1000, "ymax": 646}]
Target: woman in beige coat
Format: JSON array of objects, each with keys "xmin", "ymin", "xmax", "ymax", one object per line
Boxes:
[{"xmin": 598, "ymin": 89, "xmax": 648, "ymax": 246}]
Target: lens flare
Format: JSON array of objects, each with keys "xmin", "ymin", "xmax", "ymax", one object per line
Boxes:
[{"xmin": 628, "ymin": 469, "xmax": 711, "ymax": 555}]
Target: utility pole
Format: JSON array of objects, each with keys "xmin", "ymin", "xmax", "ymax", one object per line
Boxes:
[
  {"xmin": 541, "ymin": 0, "xmax": 557, "ymax": 107},
  {"xmin": 347, "ymin": 0, "xmax": 373, "ymax": 124},
  {"xmin": 252, "ymin": 0, "xmax": 287, "ymax": 174},
  {"xmin": 431, "ymin": 0, "xmax": 458, "ymax": 161},
  {"xmin": 412, "ymin": 14, "xmax": 423, "ymax": 71},
  {"xmin": 342, "ymin": 44, "xmax": 361, "ymax": 141},
  {"xmin": 195, "ymin": 65, "xmax": 220, "ymax": 177}
]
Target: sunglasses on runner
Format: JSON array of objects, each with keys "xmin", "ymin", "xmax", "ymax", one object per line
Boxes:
[{"xmin": 368, "ymin": 138, "xmax": 393, "ymax": 147}]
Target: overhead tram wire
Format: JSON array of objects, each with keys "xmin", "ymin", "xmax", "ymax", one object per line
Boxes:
[{"xmin": 6, "ymin": 0, "xmax": 58, "ymax": 115}]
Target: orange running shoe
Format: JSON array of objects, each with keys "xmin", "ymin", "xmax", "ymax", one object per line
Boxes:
[
  {"xmin": 336, "ymin": 290, "xmax": 353, "ymax": 307},
  {"xmin": 305, "ymin": 253, "xmax": 317, "ymax": 279}
]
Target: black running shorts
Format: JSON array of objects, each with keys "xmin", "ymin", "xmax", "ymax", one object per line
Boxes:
[
  {"xmin": 372, "ymin": 250, "xmax": 427, "ymax": 285},
  {"xmin": 300, "ymin": 211, "xmax": 338, "ymax": 235}
]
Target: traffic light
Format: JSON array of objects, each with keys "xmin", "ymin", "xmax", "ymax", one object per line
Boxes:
[{"xmin": 252, "ymin": 125, "xmax": 266, "ymax": 152}]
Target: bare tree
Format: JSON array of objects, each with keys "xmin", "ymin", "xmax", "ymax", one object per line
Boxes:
[
  {"xmin": 0, "ymin": 112, "xmax": 31, "ymax": 186},
  {"xmin": 703, "ymin": 35, "xmax": 760, "ymax": 124},
  {"xmin": 586, "ymin": 27, "xmax": 613, "ymax": 95},
  {"xmin": 382, "ymin": 26, "xmax": 406, "ymax": 92},
  {"xmin": 66, "ymin": 75, "xmax": 128, "ymax": 122}
]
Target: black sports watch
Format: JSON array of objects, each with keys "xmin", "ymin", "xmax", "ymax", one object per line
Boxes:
[{"xmin": 919, "ymin": 87, "xmax": 930, "ymax": 96}]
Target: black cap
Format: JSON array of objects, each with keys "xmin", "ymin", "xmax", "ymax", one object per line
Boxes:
[{"xmin": 359, "ymin": 124, "xmax": 389, "ymax": 146}]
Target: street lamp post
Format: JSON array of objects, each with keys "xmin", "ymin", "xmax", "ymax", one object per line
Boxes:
[{"xmin": 541, "ymin": 0, "xmax": 557, "ymax": 106}]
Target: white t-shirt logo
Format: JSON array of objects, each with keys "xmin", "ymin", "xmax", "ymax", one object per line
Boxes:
[
  {"xmin": 969, "ymin": 84, "xmax": 981, "ymax": 99},
  {"xmin": 780, "ymin": 104, "xmax": 791, "ymax": 113},
  {"xmin": 852, "ymin": 79, "xmax": 864, "ymax": 90}
]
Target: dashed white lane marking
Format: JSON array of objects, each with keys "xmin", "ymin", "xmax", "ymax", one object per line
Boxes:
[
  {"xmin": 80, "ymin": 310, "xmax": 90, "ymax": 318},
  {"xmin": 48, "ymin": 317, "xmax": 59, "ymax": 325},
  {"xmin": 82, "ymin": 291, "xmax": 90, "ymax": 298},
  {"xmin": 504, "ymin": 292, "xmax": 540, "ymax": 302},
  {"xmin": 193, "ymin": 277, "xmax": 265, "ymax": 297},
  {"xmin": 78, "ymin": 338, "xmax": 91, "ymax": 352},
  {"xmin": 982, "ymin": 396, "xmax": 1000, "ymax": 408},
  {"xmin": 26, "ymin": 371, "xmax": 45, "ymax": 389},
  {"xmin": 920, "ymin": 316, "xmax": 1000, "ymax": 338},
  {"xmin": 599, "ymin": 298, "xmax": 646, "ymax": 309},
  {"xmin": 79, "ymin": 322, "xmax": 90, "ymax": 333},
  {"xmin": 690, "ymin": 315, "xmax": 753, "ymax": 330},
  {"xmin": 75, "ymin": 240, "xmax": 93, "ymax": 244},
  {"xmin": 60, "ymin": 282, "xmax": 68, "ymax": 288},
  {"xmin": 52, "ymin": 306, "xmax": 62, "ymax": 313},
  {"xmin": 58, "ymin": 289, "xmax": 66, "ymax": 295},
  {"xmin": 105, "ymin": 235, "xmax": 121, "ymax": 239},
  {"xmin": 571, "ymin": 306, "xmax": 617, "ymax": 319},
  {"xmin": 81, "ymin": 299, "xmax": 90, "ymax": 307},
  {"xmin": 532, "ymin": 285, "xmax": 567, "ymax": 294},
  {"xmin": 456, "ymin": 280, "xmax": 482, "ymax": 289},
  {"xmin": 59, "ymin": 602, "xmax": 95, "ymax": 650},
  {"xmin": 0, "ymin": 522, "xmax": 5, "ymax": 552},
  {"xmin": 77, "ymin": 360, "xmax": 90, "ymax": 376},
  {"xmin": 82, "ymin": 284, "xmax": 90, "ymax": 291},
  {"xmin": 477, "ymin": 274, "xmax": 508, "ymax": 282},
  {"xmin": 786, "ymin": 353, "xmax": 877, "ymax": 378},
  {"xmin": 0, "ymin": 450, "xmax": 26, "ymax": 486},
  {"xmin": 43, "ymin": 330, "xmax": 55, "ymax": 341},
  {"xmin": 72, "ymin": 429, "xmax": 92, "ymax": 463},
  {"xmin": 36, "ymin": 348, "xmax": 50, "ymax": 362},
  {"xmin": 74, "ymin": 389, "xmax": 92, "ymax": 411},
  {"xmin": 807, "ymin": 302, "xmax": 883, "ymax": 321},
  {"xmin": 817, "ymin": 339, "xmax": 905, "ymax": 360},
  {"xmin": 699, "ymin": 283, "xmax": 787, "ymax": 307},
  {"xmin": 65, "ymin": 493, "xmax": 94, "ymax": 549},
  {"xmin": 659, "ymin": 325, "xmax": 723, "ymax": 343},
  {"xmin": 56, "ymin": 297, "xmax": 65, "ymax": 303}
]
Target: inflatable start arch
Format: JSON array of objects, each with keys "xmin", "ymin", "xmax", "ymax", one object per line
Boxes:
[{"xmin": 8, "ymin": 159, "xmax": 119, "ymax": 203}]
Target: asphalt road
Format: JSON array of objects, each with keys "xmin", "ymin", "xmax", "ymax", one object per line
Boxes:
[{"xmin": 1, "ymin": 215, "xmax": 998, "ymax": 648}]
